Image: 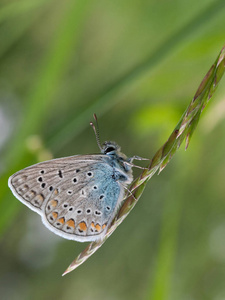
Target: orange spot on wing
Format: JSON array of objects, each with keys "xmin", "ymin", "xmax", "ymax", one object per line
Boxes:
[
  {"xmin": 54, "ymin": 189, "xmax": 59, "ymax": 195},
  {"xmin": 66, "ymin": 219, "xmax": 75, "ymax": 228},
  {"xmin": 91, "ymin": 222, "xmax": 95, "ymax": 228},
  {"xmin": 79, "ymin": 222, "xmax": 87, "ymax": 231},
  {"xmin": 30, "ymin": 190, "xmax": 36, "ymax": 197},
  {"xmin": 50, "ymin": 200, "xmax": 58, "ymax": 207},
  {"xmin": 52, "ymin": 212, "xmax": 58, "ymax": 219},
  {"xmin": 95, "ymin": 224, "xmax": 101, "ymax": 232},
  {"xmin": 36, "ymin": 194, "xmax": 44, "ymax": 201},
  {"xmin": 58, "ymin": 217, "xmax": 65, "ymax": 224},
  {"xmin": 102, "ymin": 224, "xmax": 106, "ymax": 230}
]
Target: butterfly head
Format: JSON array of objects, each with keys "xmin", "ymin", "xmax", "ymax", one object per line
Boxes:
[
  {"xmin": 90, "ymin": 114, "xmax": 128, "ymax": 161},
  {"xmin": 101, "ymin": 141, "xmax": 121, "ymax": 155},
  {"xmin": 102, "ymin": 141, "xmax": 131, "ymax": 171}
]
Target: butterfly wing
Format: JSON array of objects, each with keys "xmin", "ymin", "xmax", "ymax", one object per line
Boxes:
[{"xmin": 8, "ymin": 155, "xmax": 124, "ymax": 242}]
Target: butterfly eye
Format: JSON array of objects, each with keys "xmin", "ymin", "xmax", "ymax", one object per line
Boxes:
[{"xmin": 104, "ymin": 146, "xmax": 115, "ymax": 154}]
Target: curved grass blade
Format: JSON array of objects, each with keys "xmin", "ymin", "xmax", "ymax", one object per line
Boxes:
[{"xmin": 63, "ymin": 44, "xmax": 225, "ymax": 276}]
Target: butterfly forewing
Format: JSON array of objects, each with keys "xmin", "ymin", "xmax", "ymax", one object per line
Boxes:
[{"xmin": 9, "ymin": 155, "xmax": 124, "ymax": 242}]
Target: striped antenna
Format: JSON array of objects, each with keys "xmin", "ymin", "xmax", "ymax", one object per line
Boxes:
[{"xmin": 90, "ymin": 114, "xmax": 102, "ymax": 151}]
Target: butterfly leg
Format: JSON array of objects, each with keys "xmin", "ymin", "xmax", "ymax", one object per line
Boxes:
[
  {"xmin": 130, "ymin": 155, "xmax": 149, "ymax": 161},
  {"xmin": 124, "ymin": 161, "xmax": 148, "ymax": 170}
]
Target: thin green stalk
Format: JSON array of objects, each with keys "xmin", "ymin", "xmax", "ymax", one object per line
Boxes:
[
  {"xmin": 5, "ymin": 0, "xmax": 91, "ymax": 166},
  {"xmin": 0, "ymin": 0, "xmax": 91, "ymax": 234},
  {"xmin": 148, "ymin": 180, "xmax": 184, "ymax": 300}
]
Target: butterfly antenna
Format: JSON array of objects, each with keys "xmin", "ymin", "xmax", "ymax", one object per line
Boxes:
[{"xmin": 90, "ymin": 114, "xmax": 102, "ymax": 151}]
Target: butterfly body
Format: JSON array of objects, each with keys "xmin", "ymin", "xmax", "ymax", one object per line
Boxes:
[{"xmin": 8, "ymin": 141, "xmax": 133, "ymax": 242}]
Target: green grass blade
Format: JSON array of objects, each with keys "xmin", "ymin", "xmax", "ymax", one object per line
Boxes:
[{"xmin": 0, "ymin": 0, "xmax": 91, "ymax": 235}]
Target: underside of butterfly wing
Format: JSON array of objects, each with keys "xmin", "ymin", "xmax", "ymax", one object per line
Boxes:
[{"xmin": 8, "ymin": 155, "xmax": 126, "ymax": 242}]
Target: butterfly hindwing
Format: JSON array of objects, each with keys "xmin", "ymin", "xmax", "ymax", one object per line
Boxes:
[{"xmin": 9, "ymin": 155, "xmax": 124, "ymax": 242}]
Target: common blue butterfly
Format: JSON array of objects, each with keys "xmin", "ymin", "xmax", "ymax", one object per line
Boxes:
[{"xmin": 8, "ymin": 115, "xmax": 144, "ymax": 242}]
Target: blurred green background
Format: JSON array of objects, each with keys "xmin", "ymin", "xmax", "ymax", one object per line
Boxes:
[{"xmin": 0, "ymin": 0, "xmax": 225, "ymax": 299}]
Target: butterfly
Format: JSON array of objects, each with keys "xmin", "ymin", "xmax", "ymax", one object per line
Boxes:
[{"xmin": 8, "ymin": 115, "xmax": 145, "ymax": 242}]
